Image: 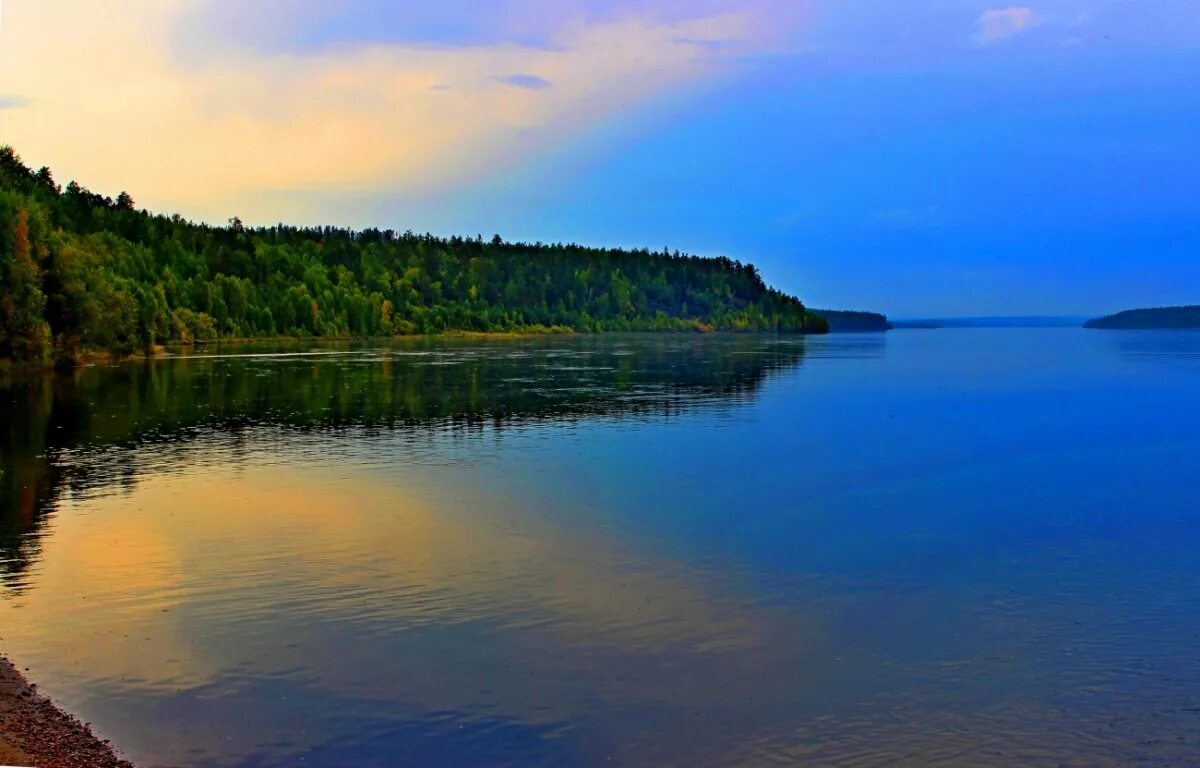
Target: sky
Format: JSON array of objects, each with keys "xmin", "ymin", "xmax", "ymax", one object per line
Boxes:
[{"xmin": 0, "ymin": 0, "xmax": 1197, "ymax": 316}]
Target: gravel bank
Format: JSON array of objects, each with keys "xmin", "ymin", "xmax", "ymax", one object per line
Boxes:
[{"xmin": 0, "ymin": 657, "xmax": 134, "ymax": 768}]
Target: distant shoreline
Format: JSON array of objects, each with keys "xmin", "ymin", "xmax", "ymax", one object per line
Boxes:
[
  {"xmin": 890, "ymin": 316, "xmax": 1088, "ymax": 329},
  {"xmin": 809, "ymin": 309, "xmax": 893, "ymax": 332},
  {"xmin": 1084, "ymin": 306, "xmax": 1200, "ymax": 330},
  {"xmin": 0, "ymin": 656, "xmax": 135, "ymax": 768}
]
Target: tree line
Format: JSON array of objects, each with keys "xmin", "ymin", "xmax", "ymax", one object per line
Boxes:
[
  {"xmin": 1083, "ymin": 306, "xmax": 1200, "ymax": 330},
  {"xmin": 0, "ymin": 146, "xmax": 827, "ymax": 363},
  {"xmin": 809, "ymin": 309, "xmax": 893, "ymax": 332}
]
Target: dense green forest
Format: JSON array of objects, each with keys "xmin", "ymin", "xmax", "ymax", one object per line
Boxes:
[
  {"xmin": 1084, "ymin": 306, "xmax": 1200, "ymax": 330},
  {"xmin": 0, "ymin": 147, "xmax": 826, "ymax": 363},
  {"xmin": 810, "ymin": 309, "xmax": 893, "ymax": 332}
]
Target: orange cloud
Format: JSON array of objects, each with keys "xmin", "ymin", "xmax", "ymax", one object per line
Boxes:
[{"xmin": 0, "ymin": 0, "xmax": 794, "ymax": 223}]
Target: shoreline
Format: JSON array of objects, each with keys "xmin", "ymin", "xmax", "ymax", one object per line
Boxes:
[
  {"xmin": 0, "ymin": 657, "xmax": 134, "ymax": 768},
  {"xmin": 1, "ymin": 326, "xmax": 826, "ymax": 376},
  {"xmin": 1, "ymin": 329, "xmax": 575, "ymax": 375}
]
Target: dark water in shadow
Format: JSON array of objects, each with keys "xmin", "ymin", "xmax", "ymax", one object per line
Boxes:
[{"xmin": 2, "ymin": 330, "xmax": 1199, "ymax": 766}]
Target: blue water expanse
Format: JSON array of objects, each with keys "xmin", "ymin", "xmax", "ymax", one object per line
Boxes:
[{"xmin": 1, "ymin": 328, "xmax": 1199, "ymax": 766}]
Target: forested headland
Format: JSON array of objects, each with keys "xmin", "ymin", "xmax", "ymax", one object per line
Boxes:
[
  {"xmin": 810, "ymin": 309, "xmax": 893, "ymax": 332},
  {"xmin": 1084, "ymin": 306, "xmax": 1200, "ymax": 330},
  {"xmin": 0, "ymin": 147, "xmax": 827, "ymax": 365}
]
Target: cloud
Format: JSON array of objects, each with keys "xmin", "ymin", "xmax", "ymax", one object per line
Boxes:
[
  {"xmin": 973, "ymin": 7, "xmax": 1036, "ymax": 45},
  {"xmin": 179, "ymin": 0, "xmax": 799, "ymax": 53},
  {"xmin": 0, "ymin": 0, "xmax": 796, "ymax": 223},
  {"xmin": 495, "ymin": 73, "xmax": 553, "ymax": 91}
]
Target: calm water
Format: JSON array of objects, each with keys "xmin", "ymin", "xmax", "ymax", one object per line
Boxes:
[{"xmin": 2, "ymin": 330, "xmax": 1200, "ymax": 767}]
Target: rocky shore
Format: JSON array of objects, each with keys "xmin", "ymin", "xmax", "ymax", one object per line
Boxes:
[{"xmin": 0, "ymin": 657, "xmax": 134, "ymax": 768}]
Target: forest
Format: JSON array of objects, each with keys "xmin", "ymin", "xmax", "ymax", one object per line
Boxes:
[
  {"xmin": 1084, "ymin": 306, "xmax": 1200, "ymax": 330},
  {"xmin": 810, "ymin": 309, "xmax": 893, "ymax": 332},
  {"xmin": 0, "ymin": 146, "xmax": 826, "ymax": 364}
]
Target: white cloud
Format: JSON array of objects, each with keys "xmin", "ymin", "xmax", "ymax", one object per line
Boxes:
[{"xmin": 973, "ymin": 6, "xmax": 1037, "ymax": 45}]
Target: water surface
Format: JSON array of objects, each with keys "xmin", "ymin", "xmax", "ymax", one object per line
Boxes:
[{"xmin": 2, "ymin": 330, "xmax": 1199, "ymax": 766}]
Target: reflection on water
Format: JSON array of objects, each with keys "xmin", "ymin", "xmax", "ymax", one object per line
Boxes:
[
  {"xmin": 0, "ymin": 335, "xmax": 804, "ymax": 593},
  {"xmin": 1098, "ymin": 327, "xmax": 1200, "ymax": 367},
  {"xmin": 2, "ymin": 330, "xmax": 1200, "ymax": 767}
]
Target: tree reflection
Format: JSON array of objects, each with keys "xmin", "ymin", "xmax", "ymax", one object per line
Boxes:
[{"xmin": 1, "ymin": 335, "xmax": 806, "ymax": 590}]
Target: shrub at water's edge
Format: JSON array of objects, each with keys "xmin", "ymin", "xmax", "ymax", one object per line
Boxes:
[
  {"xmin": 1084, "ymin": 306, "xmax": 1200, "ymax": 330},
  {"xmin": 810, "ymin": 309, "xmax": 893, "ymax": 332},
  {"xmin": 0, "ymin": 147, "xmax": 827, "ymax": 364}
]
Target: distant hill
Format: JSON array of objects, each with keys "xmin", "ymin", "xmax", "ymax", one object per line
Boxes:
[
  {"xmin": 810, "ymin": 309, "xmax": 893, "ymax": 332},
  {"xmin": 892, "ymin": 316, "xmax": 1087, "ymax": 329},
  {"xmin": 1084, "ymin": 306, "xmax": 1200, "ymax": 330}
]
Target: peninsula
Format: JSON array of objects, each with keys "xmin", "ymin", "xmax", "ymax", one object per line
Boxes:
[
  {"xmin": 810, "ymin": 309, "xmax": 893, "ymax": 332},
  {"xmin": 1084, "ymin": 306, "xmax": 1200, "ymax": 330}
]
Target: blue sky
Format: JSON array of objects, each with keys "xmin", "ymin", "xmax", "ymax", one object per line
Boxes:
[{"xmin": 1, "ymin": 0, "xmax": 1197, "ymax": 315}]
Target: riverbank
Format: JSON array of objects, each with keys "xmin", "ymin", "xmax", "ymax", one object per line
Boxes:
[
  {"xmin": 0, "ymin": 328, "xmax": 574, "ymax": 376},
  {"xmin": 2, "ymin": 324, "xmax": 835, "ymax": 376},
  {"xmin": 0, "ymin": 657, "xmax": 134, "ymax": 768}
]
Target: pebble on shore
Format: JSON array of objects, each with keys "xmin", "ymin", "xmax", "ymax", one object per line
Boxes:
[{"xmin": 0, "ymin": 657, "xmax": 135, "ymax": 768}]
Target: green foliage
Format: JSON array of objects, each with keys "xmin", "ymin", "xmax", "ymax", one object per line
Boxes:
[
  {"xmin": 0, "ymin": 190, "xmax": 51, "ymax": 361},
  {"xmin": 0, "ymin": 146, "xmax": 827, "ymax": 361}
]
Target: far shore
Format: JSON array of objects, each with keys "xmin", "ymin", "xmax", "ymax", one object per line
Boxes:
[{"xmin": 0, "ymin": 656, "xmax": 134, "ymax": 768}]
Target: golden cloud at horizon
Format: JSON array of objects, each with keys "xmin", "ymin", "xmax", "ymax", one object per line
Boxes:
[{"xmin": 0, "ymin": 0, "xmax": 784, "ymax": 223}]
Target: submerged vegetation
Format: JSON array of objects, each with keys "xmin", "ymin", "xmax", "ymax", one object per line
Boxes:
[{"xmin": 0, "ymin": 147, "xmax": 826, "ymax": 364}]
